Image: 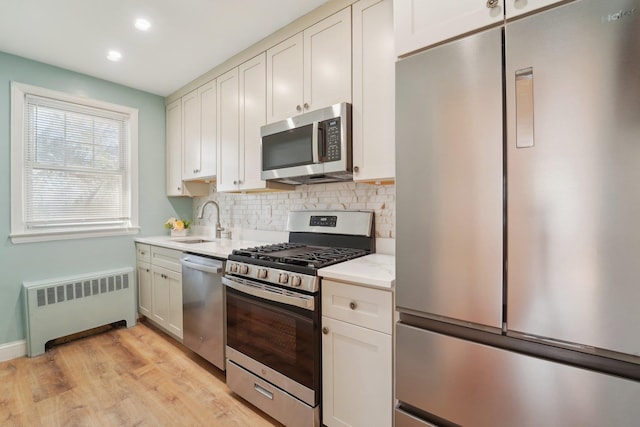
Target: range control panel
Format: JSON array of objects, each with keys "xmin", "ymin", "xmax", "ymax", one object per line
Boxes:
[{"xmin": 310, "ymin": 215, "xmax": 338, "ymax": 227}]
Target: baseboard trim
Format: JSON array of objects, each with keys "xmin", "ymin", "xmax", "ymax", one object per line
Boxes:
[{"xmin": 0, "ymin": 340, "xmax": 27, "ymax": 362}]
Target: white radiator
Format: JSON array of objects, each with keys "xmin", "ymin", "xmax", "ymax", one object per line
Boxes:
[{"xmin": 23, "ymin": 267, "xmax": 137, "ymax": 357}]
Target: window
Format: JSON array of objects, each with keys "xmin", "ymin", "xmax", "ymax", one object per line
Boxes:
[{"xmin": 10, "ymin": 82, "xmax": 139, "ymax": 243}]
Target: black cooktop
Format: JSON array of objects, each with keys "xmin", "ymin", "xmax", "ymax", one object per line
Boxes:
[{"xmin": 230, "ymin": 242, "xmax": 368, "ymax": 270}]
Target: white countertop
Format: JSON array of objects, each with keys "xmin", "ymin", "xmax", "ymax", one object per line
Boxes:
[
  {"xmin": 136, "ymin": 237, "xmax": 396, "ymax": 289},
  {"xmin": 135, "ymin": 235, "xmax": 267, "ymax": 259},
  {"xmin": 318, "ymin": 253, "xmax": 395, "ymax": 290}
]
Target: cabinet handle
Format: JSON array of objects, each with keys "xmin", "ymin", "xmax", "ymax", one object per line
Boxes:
[
  {"xmin": 140, "ymin": 251, "xmax": 145, "ymax": 255},
  {"xmin": 238, "ymin": 180, "xmax": 243, "ymax": 184},
  {"xmin": 296, "ymin": 105, "xmax": 302, "ymax": 112},
  {"xmin": 177, "ymin": 186, "xmax": 181, "ymax": 191},
  {"xmin": 349, "ymin": 301, "xmax": 357, "ymax": 310},
  {"xmin": 486, "ymin": 0, "xmax": 499, "ymax": 8},
  {"xmin": 353, "ymin": 166, "xmax": 360, "ymax": 173},
  {"xmin": 303, "ymin": 102, "xmax": 309, "ymax": 110},
  {"xmin": 233, "ymin": 180, "xmax": 237, "ymax": 185},
  {"xmin": 322, "ymin": 327, "xmax": 329, "ymax": 335},
  {"xmin": 146, "ymin": 268, "xmax": 150, "ymax": 273}
]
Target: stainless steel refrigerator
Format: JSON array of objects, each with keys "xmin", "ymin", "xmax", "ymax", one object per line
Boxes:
[{"xmin": 395, "ymin": 1, "xmax": 640, "ymax": 426}]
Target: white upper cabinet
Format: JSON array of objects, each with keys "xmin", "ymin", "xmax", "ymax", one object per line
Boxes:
[
  {"xmin": 216, "ymin": 67, "xmax": 240, "ymax": 192},
  {"xmin": 505, "ymin": 0, "xmax": 566, "ymax": 19},
  {"xmin": 394, "ymin": 0, "xmax": 504, "ymax": 56},
  {"xmin": 267, "ymin": 7, "xmax": 352, "ymax": 123},
  {"xmin": 394, "ymin": 0, "xmax": 567, "ymax": 57},
  {"xmin": 182, "ymin": 80, "xmax": 217, "ymax": 180},
  {"xmin": 303, "ymin": 7, "xmax": 352, "ymax": 116},
  {"xmin": 266, "ymin": 33, "xmax": 304, "ymax": 123},
  {"xmin": 217, "ymin": 54, "xmax": 293, "ymax": 193},
  {"xmin": 352, "ymin": 0, "xmax": 395, "ymax": 183},
  {"xmin": 166, "ymin": 99, "xmax": 185, "ymax": 196},
  {"xmin": 239, "ymin": 53, "xmax": 267, "ymax": 191}
]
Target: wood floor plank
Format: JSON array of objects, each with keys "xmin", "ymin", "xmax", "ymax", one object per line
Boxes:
[{"xmin": 0, "ymin": 322, "xmax": 283, "ymax": 426}]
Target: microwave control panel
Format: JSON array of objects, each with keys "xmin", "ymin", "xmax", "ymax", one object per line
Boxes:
[{"xmin": 323, "ymin": 118, "xmax": 341, "ymax": 161}]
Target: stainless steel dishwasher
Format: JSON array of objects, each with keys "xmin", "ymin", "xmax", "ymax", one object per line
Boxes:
[{"xmin": 180, "ymin": 252, "xmax": 225, "ymax": 370}]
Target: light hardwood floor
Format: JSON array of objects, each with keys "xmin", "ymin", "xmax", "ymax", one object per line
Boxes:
[{"xmin": 0, "ymin": 321, "xmax": 283, "ymax": 426}]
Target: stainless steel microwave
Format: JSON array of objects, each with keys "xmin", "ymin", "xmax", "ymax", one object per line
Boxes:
[{"xmin": 260, "ymin": 102, "xmax": 352, "ymax": 185}]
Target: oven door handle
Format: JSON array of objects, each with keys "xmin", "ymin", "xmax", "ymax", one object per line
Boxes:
[{"xmin": 222, "ymin": 277, "xmax": 315, "ymax": 311}]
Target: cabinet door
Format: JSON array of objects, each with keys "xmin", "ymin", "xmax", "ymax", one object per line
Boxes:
[
  {"xmin": 322, "ymin": 316, "xmax": 392, "ymax": 427},
  {"xmin": 166, "ymin": 269, "xmax": 183, "ymax": 339},
  {"xmin": 199, "ymin": 80, "xmax": 217, "ymax": 177},
  {"xmin": 151, "ymin": 267, "xmax": 170, "ymax": 328},
  {"xmin": 505, "ymin": 0, "xmax": 565, "ymax": 18},
  {"xmin": 266, "ymin": 33, "xmax": 304, "ymax": 123},
  {"xmin": 166, "ymin": 99, "xmax": 185, "ymax": 196},
  {"xmin": 394, "ymin": 0, "xmax": 503, "ymax": 57},
  {"xmin": 136, "ymin": 262, "xmax": 152, "ymax": 318},
  {"xmin": 217, "ymin": 67, "xmax": 240, "ymax": 192},
  {"xmin": 352, "ymin": 0, "xmax": 395, "ymax": 182},
  {"xmin": 304, "ymin": 7, "xmax": 352, "ymax": 112},
  {"xmin": 239, "ymin": 53, "xmax": 267, "ymax": 190},
  {"xmin": 182, "ymin": 89, "xmax": 201, "ymax": 180}
]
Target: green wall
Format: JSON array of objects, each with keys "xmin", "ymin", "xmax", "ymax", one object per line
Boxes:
[{"xmin": 0, "ymin": 52, "xmax": 192, "ymax": 346}]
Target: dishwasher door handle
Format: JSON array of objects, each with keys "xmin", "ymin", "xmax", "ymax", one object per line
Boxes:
[{"xmin": 180, "ymin": 258, "xmax": 223, "ymax": 274}]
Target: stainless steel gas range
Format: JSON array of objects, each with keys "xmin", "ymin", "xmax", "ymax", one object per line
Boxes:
[{"xmin": 223, "ymin": 210, "xmax": 375, "ymax": 427}]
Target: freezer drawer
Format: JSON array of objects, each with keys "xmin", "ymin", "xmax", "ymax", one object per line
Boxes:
[
  {"xmin": 395, "ymin": 408, "xmax": 437, "ymax": 427},
  {"xmin": 396, "ymin": 323, "xmax": 640, "ymax": 427}
]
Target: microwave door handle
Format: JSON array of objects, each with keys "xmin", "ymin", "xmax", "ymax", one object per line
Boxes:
[
  {"xmin": 311, "ymin": 121, "xmax": 320, "ymax": 163},
  {"xmin": 317, "ymin": 124, "xmax": 326, "ymax": 162}
]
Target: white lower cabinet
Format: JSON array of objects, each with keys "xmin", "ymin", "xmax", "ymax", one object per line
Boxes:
[
  {"xmin": 136, "ymin": 261, "xmax": 152, "ymax": 318},
  {"xmin": 136, "ymin": 244, "xmax": 183, "ymax": 340},
  {"xmin": 322, "ymin": 279, "xmax": 393, "ymax": 427}
]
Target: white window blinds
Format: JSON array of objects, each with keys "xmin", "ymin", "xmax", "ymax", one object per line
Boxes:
[
  {"xmin": 11, "ymin": 81, "xmax": 139, "ymax": 243},
  {"xmin": 23, "ymin": 94, "xmax": 132, "ymax": 230}
]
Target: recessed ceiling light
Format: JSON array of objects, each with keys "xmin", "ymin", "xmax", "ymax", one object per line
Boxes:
[
  {"xmin": 107, "ymin": 50, "xmax": 122, "ymax": 62},
  {"xmin": 135, "ymin": 18, "xmax": 151, "ymax": 31}
]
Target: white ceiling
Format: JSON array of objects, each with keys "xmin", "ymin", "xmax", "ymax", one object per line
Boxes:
[{"xmin": 0, "ymin": 0, "xmax": 328, "ymax": 96}]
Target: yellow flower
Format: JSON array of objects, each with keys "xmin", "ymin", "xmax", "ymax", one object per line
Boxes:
[{"xmin": 173, "ymin": 220, "xmax": 185, "ymax": 231}]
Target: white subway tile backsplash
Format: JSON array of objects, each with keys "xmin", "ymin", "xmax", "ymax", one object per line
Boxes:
[{"xmin": 194, "ymin": 182, "xmax": 396, "ymax": 238}]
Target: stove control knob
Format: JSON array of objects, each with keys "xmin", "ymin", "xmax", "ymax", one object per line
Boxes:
[
  {"xmin": 278, "ymin": 273, "xmax": 289, "ymax": 284},
  {"xmin": 229, "ymin": 263, "xmax": 238, "ymax": 273},
  {"xmin": 257, "ymin": 269, "xmax": 268, "ymax": 279},
  {"xmin": 239, "ymin": 265, "xmax": 249, "ymax": 275},
  {"xmin": 291, "ymin": 276, "xmax": 302, "ymax": 287}
]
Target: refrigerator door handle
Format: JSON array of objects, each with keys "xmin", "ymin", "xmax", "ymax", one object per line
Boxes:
[{"xmin": 515, "ymin": 67, "xmax": 535, "ymax": 148}]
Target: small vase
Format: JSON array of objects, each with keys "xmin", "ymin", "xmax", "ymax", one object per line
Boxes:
[{"xmin": 170, "ymin": 229, "xmax": 188, "ymax": 237}]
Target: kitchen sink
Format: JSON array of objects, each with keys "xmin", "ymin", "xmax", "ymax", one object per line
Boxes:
[{"xmin": 172, "ymin": 238, "xmax": 214, "ymax": 244}]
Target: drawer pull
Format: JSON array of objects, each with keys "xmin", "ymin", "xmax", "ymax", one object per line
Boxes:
[
  {"xmin": 349, "ymin": 301, "xmax": 357, "ymax": 310},
  {"xmin": 322, "ymin": 327, "xmax": 329, "ymax": 335},
  {"xmin": 254, "ymin": 383, "xmax": 274, "ymax": 400}
]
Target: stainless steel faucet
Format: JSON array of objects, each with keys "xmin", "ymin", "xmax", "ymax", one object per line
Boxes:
[{"xmin": 197, "ymin": 200, "xmax": 224, "ymax": 239}]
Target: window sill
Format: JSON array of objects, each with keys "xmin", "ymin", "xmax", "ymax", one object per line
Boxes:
[{"xmin": 10, "ymin": 226, "xmax": 141, "ymax": 244}]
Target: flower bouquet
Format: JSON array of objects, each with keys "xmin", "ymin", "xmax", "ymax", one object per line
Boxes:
[{"xmin": 165, "ymin": 217, "xmax": 191, "ymax": 237}]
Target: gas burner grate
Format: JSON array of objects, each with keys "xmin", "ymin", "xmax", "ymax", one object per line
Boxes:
[{"xmin": 231, "ymin": 245, "xmax": 368, "ymax": 269}]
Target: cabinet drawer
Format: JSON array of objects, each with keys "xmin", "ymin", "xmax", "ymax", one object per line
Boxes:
[
  {"xmin": 136, "ymin": 243, "xmax": 151, "ymax": 263},
  {"xmin": 322, "ymin": 280, "xmax": 392, "ymax": 334},
  {"xmin": 150, "ymin": 246, "xmax": 182, "ymax": 273}
]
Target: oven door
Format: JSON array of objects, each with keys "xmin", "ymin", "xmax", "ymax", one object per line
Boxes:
[{"xmin": 223, "ymin": 275, "xmax": 321, "ymax": 405}]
